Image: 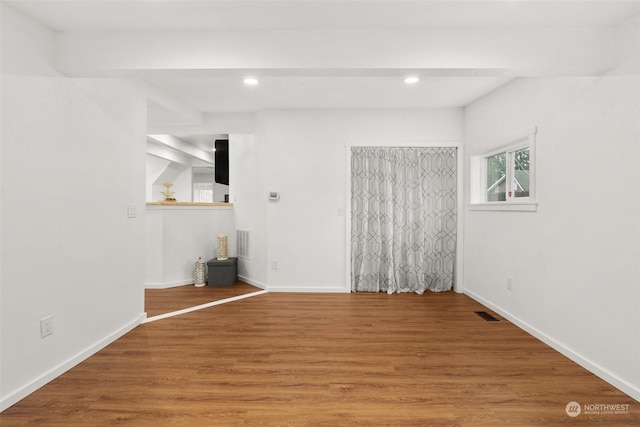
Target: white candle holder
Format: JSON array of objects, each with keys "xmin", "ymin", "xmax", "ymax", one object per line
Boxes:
[
  {"xmin": 217, "ymin": 233, "xmax": 228, "ymax": 260},
  {"xmin": 194, "ymin": 257, "xmax": 206, "ymax": 287}
]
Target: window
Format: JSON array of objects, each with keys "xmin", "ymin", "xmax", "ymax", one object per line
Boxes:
[
  {"xmin": 192, "ymin": 167, "xmax": 215, "ymax": 203},
  {"xmin": 486, "ymin": 152, "xmax": 507, "ymax": 201},
  {"xmin": 193, "ymin": 182, "xmax": 214, "ymax": 203},
  {"xmin": 486, "ymin": 146, "xmax": 530, "ymax": 202},
  {"xmin": 470, "ymin": 128, "xmax": 537, "ymax": 211}
]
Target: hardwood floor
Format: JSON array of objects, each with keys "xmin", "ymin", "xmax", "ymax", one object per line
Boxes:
[
  {"xmin": 1, "ymin": 291, "xmax": 638, "ymax": 426},
  {"xmin": 145, "ymin": 282, "xmax": 263, "ymax": 317}
]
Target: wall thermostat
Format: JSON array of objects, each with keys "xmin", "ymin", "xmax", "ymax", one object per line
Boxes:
[{"xmin": 268, "ymin": 191, "xmax": 280, "ymax": 201}]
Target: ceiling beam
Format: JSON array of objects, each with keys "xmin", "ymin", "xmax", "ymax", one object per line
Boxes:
[
  {"xmin": 148, "ymin": 113, "xmax": 256, "ymax": 135},
  {"xmin": 146, "ymin": 141, "xmax": 191, "ymax": 165},
  {"xmin": 55, "ymin": 28, "xmax": 616, "ymax": 77},
  {"xmin": 147, "ymin": 134, "xmax": 215, "ymax": 165}
]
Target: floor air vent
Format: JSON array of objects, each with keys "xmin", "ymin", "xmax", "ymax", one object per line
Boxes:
[{"xmin": 475, "ymin": 311, "xmax": 499, "ymax": 321}]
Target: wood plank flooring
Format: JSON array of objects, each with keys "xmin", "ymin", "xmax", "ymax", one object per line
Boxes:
[
  {"xmin": 145, "ymin": 282, "xmax": 263, "ymax": 317},
  {"xmin": 2, "ymin": 291, "xmax": 638, "ymax": 426}
]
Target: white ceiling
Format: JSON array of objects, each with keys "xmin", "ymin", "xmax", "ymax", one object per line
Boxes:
[
  {"xmin": 5, "ymin": 0, "xmax": 640, "ymax": 150},
  {"xmin": 7, "ymin": 0, "xmax": 640, "ymax": 31}
]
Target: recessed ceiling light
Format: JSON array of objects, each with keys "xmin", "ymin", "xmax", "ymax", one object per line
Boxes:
[
  {"xmin": 404, "ymin": 76, "xmax": 419, "ymax": 84},
  {"xmin": 243, "ymin": 78, "xmax": 259, "ymax": 86}
]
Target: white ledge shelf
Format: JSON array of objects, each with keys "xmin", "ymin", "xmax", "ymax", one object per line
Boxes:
[
  {"xmin": 146, "ymin": 202, "xmax": 233, "ymax": 207},
  {"xmin": 468, "ymin": 202, "xmax": 538, "ymax": 212}
]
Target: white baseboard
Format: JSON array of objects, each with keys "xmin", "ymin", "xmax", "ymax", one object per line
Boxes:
[
  {"xmin": 237, "ymin": 275, "xmax": 267, "ymax": 290},
  {"xmin": 145, "ymin": 279, "xmax": 193, "ymax": 289},
  {"xmin": 464, "ymin": 289, "xmax": 640, "ymax": 403},
  {"xmin": 0, "ymin": 313, "xmax": 146, "ymax": 412},
  {"xmin": 267, "ymin": 286, "xmax": 350, "ymax": 293}
]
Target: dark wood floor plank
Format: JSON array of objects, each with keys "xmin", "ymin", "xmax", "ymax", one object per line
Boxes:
[{"xmin": 1, "ymin": 291, "xmax": 638, "ymax": 426}]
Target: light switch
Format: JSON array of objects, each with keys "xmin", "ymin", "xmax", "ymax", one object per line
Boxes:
[{"xmin": 127, "ymin": 204, "xmax": 137, "ymax": 218}]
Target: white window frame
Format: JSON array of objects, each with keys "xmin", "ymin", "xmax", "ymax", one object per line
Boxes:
[{"xmin": 469, "ymin": 127, "xmax": 537, "ymax": 212}]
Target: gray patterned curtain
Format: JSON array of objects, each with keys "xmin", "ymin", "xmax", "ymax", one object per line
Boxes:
[{"xmin": 351, "ymin": 147, "xmax": 457, "ymax": 294}]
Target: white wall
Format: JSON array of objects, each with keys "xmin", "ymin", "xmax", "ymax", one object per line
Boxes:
[
  {"xmin": 145, "ymin": 206, "xmax": 236, "ymax": 288},
  {"xmin": 614, "ymin": 14, "xmax": 640, "ymax": 75},
  {"xmin": 1, "ymin": 4, "xmax": 147, "ymax": 410},
  {"xmin": 463, "ymin": 74, "xmax": 640, "ymax": 401},
  {"xmin": 229, "ymin": 134, "xmax": 268, "ymax": 288},
  {"xmin": 213, "ymin": 182, "xmax": 230, "ymax": 203},
  {"xmin": 146, "ymin": 155, "xmax": 171, "ymax": 201},
  {"xmin": 232, "ymin": 109, "xmax": 463, "ymax": 292},
  {"xmin": 171, "ymin": 165, "xmax": 192, "ymax": 201}
]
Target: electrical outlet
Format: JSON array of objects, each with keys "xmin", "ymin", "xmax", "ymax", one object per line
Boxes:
[
  {"xmin": 506, "ymin": 277, "xmax": 513, "ymax": 291},
  {"xmin": 40, "ymin": 316, "xmax": 53, "ymax": 338},
  {"xmin": 271, "ymin": 260, "xmax": 279, "ymax": 270}
]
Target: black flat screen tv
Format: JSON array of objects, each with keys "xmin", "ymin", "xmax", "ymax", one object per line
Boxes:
[{"xmin": 215, "ymin": 139, "xmax": 229, "ymax": 186}]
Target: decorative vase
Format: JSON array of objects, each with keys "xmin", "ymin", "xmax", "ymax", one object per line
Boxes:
[
  {"xmin": 217, "ymin": 233, "xmax": 228, "ymax": 260},
  {"xmin": 161, "ymin": 182, "xmax": 176, "ymax": 202},
  {"xmin": 194, "ymin": 257, "xmax": 206, "ymax": 287}
]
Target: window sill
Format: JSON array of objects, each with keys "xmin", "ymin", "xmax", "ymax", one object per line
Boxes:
[{"xmin": 468, "ymin": 202, "xmax": 538, "ymax": 212}]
